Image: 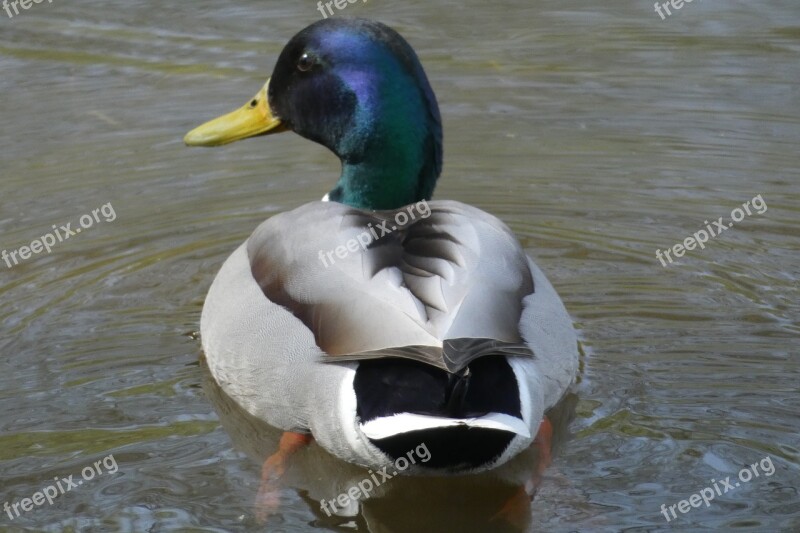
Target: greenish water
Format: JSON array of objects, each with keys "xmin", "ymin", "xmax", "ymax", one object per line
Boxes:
[{"xmin": 1, "ymin": 1, "xmax": 798, "ymax": 531}]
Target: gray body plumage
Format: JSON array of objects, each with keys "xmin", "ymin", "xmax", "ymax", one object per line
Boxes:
[{"xmin": 201, "ymin": 199, "xmax": 578, "ymax": 471}]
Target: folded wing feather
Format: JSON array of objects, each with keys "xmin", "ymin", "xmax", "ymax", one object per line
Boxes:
[{"xmin": 247, "ymin": 200, "xmax": 535, "ymax": 359}]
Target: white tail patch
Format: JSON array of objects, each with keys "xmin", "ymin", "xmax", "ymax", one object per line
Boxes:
[{"xmin": 360, "ymin": 412, "xmax": 530, "ymax": 440}]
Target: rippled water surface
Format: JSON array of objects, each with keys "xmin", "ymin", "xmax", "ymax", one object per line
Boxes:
[{"xmin": 1, "ymin": 1, "xmax": 798, "ymax": 532}]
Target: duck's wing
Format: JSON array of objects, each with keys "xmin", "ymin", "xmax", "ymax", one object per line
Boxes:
[{"xmin": 246, "ymin": 200, "xmax": 536, "ymax": 359}]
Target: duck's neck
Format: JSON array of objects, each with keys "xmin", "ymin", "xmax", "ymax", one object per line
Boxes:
[
  {"xmin": 325, "ymin": 51, "xmax": 442, "ymax": 211},
  {"xmin": 329, "ymin": 139, "xmax": 438, "ymax": 210}
]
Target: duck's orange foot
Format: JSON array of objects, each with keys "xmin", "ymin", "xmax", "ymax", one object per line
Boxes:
[
  {"xmin": 491, "ymin": 485, "xmax": 531, "ymax": 529},
  {"xmin": 254, "ymin": 431, "xmax": 313, "ymax": 524},
  {"xmin": 530, "ymin": 415, "xmax": 553, "ymax": 493}
]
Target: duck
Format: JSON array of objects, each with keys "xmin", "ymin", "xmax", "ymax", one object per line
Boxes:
[{"xmin": 185, "ymin": 16, "xmax": 578, "ymax": 499}]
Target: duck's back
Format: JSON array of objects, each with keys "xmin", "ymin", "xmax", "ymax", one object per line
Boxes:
[{"xmin": 200, "ymin": 200, "xmax": 577, "ymax": 434}]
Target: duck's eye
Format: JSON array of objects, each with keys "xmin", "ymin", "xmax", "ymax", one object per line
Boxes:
[{"xmin": 297, "ymin": 53, "xmax": 314, "ymax": 72}]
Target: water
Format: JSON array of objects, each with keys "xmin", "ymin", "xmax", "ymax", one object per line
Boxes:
[{"xmin": 1, "ymin": 1, "xmax": 798, "ymax": 531}]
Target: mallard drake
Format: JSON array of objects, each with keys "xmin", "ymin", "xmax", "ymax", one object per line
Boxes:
[{"xmin": 186, "ymin": 18, "xmax": 578, "ymax": 479}]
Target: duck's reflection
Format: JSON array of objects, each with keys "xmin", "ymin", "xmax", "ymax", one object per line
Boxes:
[{"xmin": 201, "ymin": 358, "xmax": 577, "ymax": 532}]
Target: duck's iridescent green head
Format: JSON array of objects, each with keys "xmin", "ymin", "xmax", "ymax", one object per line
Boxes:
[{"xmin": 185, "ymin": 19, "xmax": 443, "ymax": 211}]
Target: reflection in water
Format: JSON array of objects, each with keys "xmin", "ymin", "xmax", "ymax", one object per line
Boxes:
[{"xmin": 201, "ymin": 357, "xmax": 578, "ymax": 532}]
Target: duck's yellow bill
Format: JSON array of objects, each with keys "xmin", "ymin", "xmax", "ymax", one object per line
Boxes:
[{"xmin": 184, "ymin": 78, "xmax": 288, "ymax": 147}]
